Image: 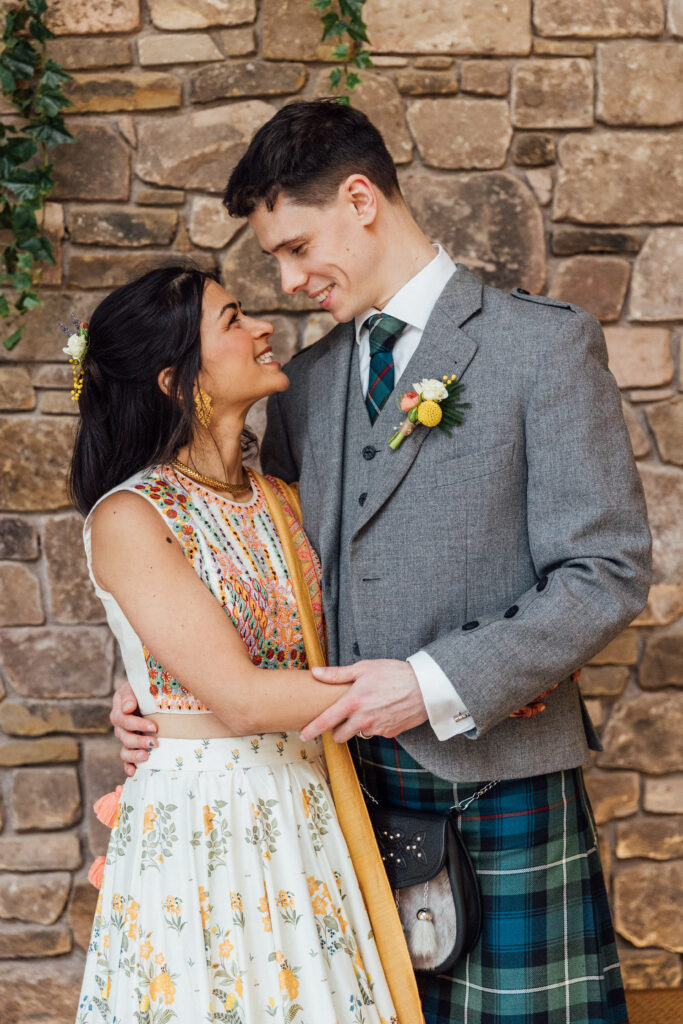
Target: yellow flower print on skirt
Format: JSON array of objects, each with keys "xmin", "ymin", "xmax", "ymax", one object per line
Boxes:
[{"xmin": 75, "ymin": 734, "xmax": 396, "ymax": 1023}]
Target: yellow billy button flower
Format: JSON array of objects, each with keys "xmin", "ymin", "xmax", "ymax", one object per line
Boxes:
[{"xmin": 417, "ymin": 400, "xmax": 442, "ymax": 427}]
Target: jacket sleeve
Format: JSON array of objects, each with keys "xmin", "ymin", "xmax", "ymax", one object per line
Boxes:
[
  {"xmin": 260, "ymin": 391, "xmax": 299, "ymax": 483},
  {"xmin": 422, "ymin": 309, "xmax": 652, "ymax": 739}
]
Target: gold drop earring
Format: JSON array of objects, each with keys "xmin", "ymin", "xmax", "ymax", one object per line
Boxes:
[{"xmin": 193, "ymin": 388, "xmax": 213, "ymax": 428}]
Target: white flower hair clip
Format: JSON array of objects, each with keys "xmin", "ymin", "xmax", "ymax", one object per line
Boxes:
[{"xmin": 59, "ymin": 314, "xmax": 89, "ymax": 401}]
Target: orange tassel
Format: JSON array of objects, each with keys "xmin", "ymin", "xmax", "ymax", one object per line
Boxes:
[
  {"xmin": 88, "ymin": 855, "xmax": 106, "ymax": 890},
  {"xmin": 93, "ymin": 785, "xmax": 123, "ymax": 828}
]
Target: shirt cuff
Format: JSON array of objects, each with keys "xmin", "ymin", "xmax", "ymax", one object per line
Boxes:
[{"xmin": 407, "ymin": 650, "xmax": 476, "ymax": 741}]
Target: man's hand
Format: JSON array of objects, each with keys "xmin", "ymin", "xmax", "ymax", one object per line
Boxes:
[
  {"xmin": 110, "ymin": 680, "xmax": 157, "ymax": 777},
  {"xmin": 300, "ymin": 659, "xmax": 428, "ymax": 743}
]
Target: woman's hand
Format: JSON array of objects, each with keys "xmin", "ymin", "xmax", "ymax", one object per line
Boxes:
[{"xmin": 110, "ymin": 680, "xmax": 157, "ymax": 778}]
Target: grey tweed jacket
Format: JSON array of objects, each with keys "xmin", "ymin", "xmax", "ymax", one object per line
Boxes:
[{"xmin": 261, "ymin": 267, "xmax": 651, "ymax": 781}]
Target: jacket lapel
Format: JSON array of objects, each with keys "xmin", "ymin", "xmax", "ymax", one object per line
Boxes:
[{"xmin": 354, "ymin": 266, "xmax": 482, "ymax": 536}]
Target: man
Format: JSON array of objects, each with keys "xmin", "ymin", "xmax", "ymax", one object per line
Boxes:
[{"xmin": 113, "ymin": 101, "xmax": 650, "ymax": 1023}]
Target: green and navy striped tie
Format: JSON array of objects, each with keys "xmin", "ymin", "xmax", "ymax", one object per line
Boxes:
[{"xmin": 364, "ymin": 313, "xmax": 407, "ymax": 424}]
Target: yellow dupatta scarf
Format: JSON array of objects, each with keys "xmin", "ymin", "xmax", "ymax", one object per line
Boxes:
[{"xmin": 257, "ymin": 472, "xmax": 423, "ymax": 1024}]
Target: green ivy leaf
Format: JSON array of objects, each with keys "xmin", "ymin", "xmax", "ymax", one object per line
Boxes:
[
  {"xmin": 329, "ymin": 67, "xmax": 343, "ymax": 90},
  {"xmin": 0, "ymin": 294, "xmax": 9, "ymax": 317},
  {"xmin": 25, "ymin": 121, "xmax": 74, "ymax": 146},
  {"xmin": 345, "ymin": 71, "xmax": 361, "ymax": 90},
  {"xmin": 3, "ymin": 325, "xmax": 24, "ymax": 351},
  {"xmin": 310, "ymin": 0, "xmax": 332, "ymax": 9},
  {"xmin": 321, "ymin": 14, "xmax": 349, "ymax": 39},
  {"xmin": 334, "ymin": 94, "xmax": 351, "ymax": 105},
  {"xmin": 40, "ymin": 60, "xmax": 72, "ymax": 87},
  {"xmin": 331, "ymin": 43, "xmax": 350, "ymax": 60},
  {"xmin": 22, "ymin": 234, "xmax": 53, "ymax": 262},
  {"xmin": 352, "ymin": 49, "xmax": 373, "ymax": 69}
]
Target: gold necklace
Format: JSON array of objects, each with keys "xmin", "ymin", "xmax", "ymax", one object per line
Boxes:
[{"xmin": 172, "ymin": 459, "xmax": 251, "ymax": 495}]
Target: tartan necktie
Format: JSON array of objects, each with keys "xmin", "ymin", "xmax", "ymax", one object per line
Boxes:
[{"xmin": 363, "ymin": 312, "xmax": 407, "ymax": 424}]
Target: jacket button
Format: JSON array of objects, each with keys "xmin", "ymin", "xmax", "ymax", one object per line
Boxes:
[
  {"xmin": 362, "ymin": 445, "xmax": 377, "ymax": 460},
  {"xmin": 536, "ymin": 575, "xmax": 549, "ymax": 592},
  {"xmin": 352, "ymin": 641, "xmax": 360, "ymax": 657},
  {"xmin": 504, "ymin": 604, "xmax": 519, "ymax": 618},
  {"xmin": 358, "ymin": 492, "xmax": 368, "ymax": 506},
  {"xmin": 462, "ymin": 620, "xmax": 479, "ymax": 631}
]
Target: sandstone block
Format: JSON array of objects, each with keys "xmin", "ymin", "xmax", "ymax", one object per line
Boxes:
[
  {"xmin": 616, "ymin": 815, "xmax": 683, "ymax": 860},
  {"xmin": 0, "ymin": 367, "xmax": 35, "ymax": 411},
  {"xmin": 633, "ymin": 584, "xmax": 683, "ymax": 626},
  {"xmin": 365, "ymin": 0, "xmax": 532, "ymax": 56},
  {"xmin": 66, "ymin": 71, "xmax": 181, "ymax": 113},
  {"xmin": 396, "ymin": 70, "xmax": 459, "ymax": 95},
  {"xmin": 0, "ymin": 627, "xmax": 113, "ymax": 697},
  {"xmin": 589, "ymin": 629, "xmax": 639, "ymax": 666},
  {"xmin": 644, "ymin": 775, "xmax": 683, "ymax": 814},
  {"xmin": 597, "ymin": 42, "xmax": 683, "ymax": 126},
  {"xmin": 0, "ymin": 518, "xmax": 38, "ymax": 560},
  {"xmin": 603, "ymin": 328, "xmax": 673, "ymax": 389},
  {"xmin": 639, "ymin": 624, "xmax": 683, "ymax": 689},
  {"xmin": 138, "ymin": 32, "xmax": 223, "ymax": 65},
  {"xmin": 621, "ymin": 401, "xmax": 651, "ymax": 459},
  {"xmin": 403, "ymin": 171, "xmax": 545, "ymax": 293},
  {"xmin": 631, "ymin": 228, "xmax": 683, "ymax": 321},
  {"xmin": 583, "ymin": 769, "xmax": 639, "ymax": 824},
  {"xmin": 70, "ymin": 205, "xmax": 178, "ymax": 248},
  {"xmin": 554, "ymin": 133, "xmax": 683, "ymax": 225},
  {"xmin": 551, "ymin": 229, "xmax": 643, "ymax": 256},
  {"xmin": 44, "ymin": 514, "xmax": 104, "ymax": 624},
  {"xmin": 40, "ymin": 391, "xmax": 77, "ymax": 416},
  {"xmin": 533, "ymin": 0, "xmax": 664, "ymax": 37},
  {"xmin": 524, "ymin": 169, "xmax": 552, "ymax": 207},
  {"xmin": 315, "ymin": 71, "xmax": 412, "ymax": 165},
  {"xmin": 548, "ymin": 256, "xmax": 630, "ymax": 322},
  {"xmin": 671, "ymin": 0, "xmax": 683, "ymax": 35},
  {"xmin": 614, "ymin": 860, "xmax": 683, "ymax": 951},
  {"xmin": 647, "ymin": 396, "xmax": 683, "ymax": 468},
  {"xmin": 136, "ymin": 187, "xmax": 186, "ymax": 206},
  {"xmin": 407, "ymin": 98, "xmax": 511, "ymax": 169},
  {"xmin": 583, "ymin": 697, "xmax": 603, "ymax": 729},
  {"xmin": 532, "ymin": 40, "xmax": 595, "ymax": 57},
  {"xmin": 0, "ymin": 738, "xmax": 79, "ymax": 767},
  {"xmin": 218, "ymin": 27, "xmax": 256, "ymax": 56},
  {"xmin": 83, "ymin": 740, "xmax": 127, "ymax": 857},
  {"xmin": 47, "ymin": 0, "xmax": 140, "ymax": 34},
  {"xmin": 619, "ymin": 948, "xmax": 683, "ymax": 989},
  {"xmin": 0, "ymin": 960, "xmax": 83, "ymax": 1023},
  {"xmin": 68, "ymin": 879, "xmax": 98, "ymax": 951},
  {"xmin": 0, "ymin": 565, "xmax": 43, "ymax": 626},
  {"xmin": 222, "ymin": 232, "xmax": 318, "ymax": 313},
  {"xmin": 0, "ymin": 872, "xmax": 70, "ymax": 925},
  {"xmin": 0, "ymin": 292, "xmax": 106, "ymax": 363},
  {"xmin": 12, "ymin": 767, "xmax": 81, "ymax": 831},
  {"xmin": 0, "ymin": 700, "xmax": 112, "ymax": 736},
  {"xmin": 639, "ymin": 465, "xmax": 683, "ymax": 585},
  {"xmin": 189, "ymin": 196, "xmax": 245, "ymax": 249},
  {"xmin": 512, "ymin": 59, "xmax": 593, "ymax": 129},
  {"xmin": 629, "ymin": 388, "xmax": 676, "ymax": 403},
  {"xmin": 262, "ymin": 0, "xmax": 336, "ymax": 61},
  {"xmin": 47, "ymin": 35, "xmax": 131, "ymax": 69},
  {"xmin": 69, "ymin": 249, "xmax": 215, "ymax": 289},
  {"xmin": 598, "ymin": 690, "xmax": 683, "ymax": 773},
  {"xmin": 149, "ymin": 0, "xmax": 255, "ymax": 29},
  {"xmin": 580, "ymin": 666, "xmax": 629, "ymax": 698},
  {"xmin": 137, "ymin": 101, "xmax": 276, "ymax": 192},
  {"xmin": 0, "ymin": 833, "xmax": 81, "ymax": 871},
  {"xmin": 0, "ymin": 417, "xmax": 74, "ymax": 511},
  {"xmin": 415, "ymin": 57, "xmax": 453, "ymax": 69},
  {"xmin": 0, "ymin": 922, "xmax": 71, "ymax": 958},
  {"xmin": 460, "ymin": 60, "xmax": 508, "ymax": 96},
  {"xmin": 30, "ymin": 364, "xmax": 73, "ymax": 389},
  {"xmin": 303, "ymin": 312, "xmax": 337, "ymax": 350},
  {"xmin": 511, "ymin": 133, "xmax": 556, "ymax": 167},
  {"xmin": 51, "ymin": 123, "xmax": 130, "ymax": 201},
  {"xmin": 190, "ymin": 60, "xmax": 306, "ymax": 102}
]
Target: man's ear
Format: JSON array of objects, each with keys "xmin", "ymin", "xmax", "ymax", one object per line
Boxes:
[
  {"xmin": 341, "ymin": 174, "xmax": 378, "ymax": 226},
  {"xmin": 157, "ymin": 367, "xmax": 174, "ymax": 397}
]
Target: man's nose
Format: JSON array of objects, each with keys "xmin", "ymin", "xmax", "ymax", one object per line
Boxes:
[{"xmin": 280, "ymin": 262, "xmax": 307, "ymax": 295}]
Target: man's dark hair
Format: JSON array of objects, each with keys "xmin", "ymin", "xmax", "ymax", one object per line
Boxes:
[{"xmin": 224, "ymin": 100, "xmax": 401, "ymax": 218}]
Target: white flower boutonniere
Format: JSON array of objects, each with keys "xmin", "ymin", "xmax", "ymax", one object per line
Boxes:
[{"xmin": 388, "ymin": 374, "xmax": 470, "ymax": 450}]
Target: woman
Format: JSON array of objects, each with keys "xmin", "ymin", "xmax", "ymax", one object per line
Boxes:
[{"xmin": 69, "ymin": 265, "xmax": 410, "ymax": 1023}]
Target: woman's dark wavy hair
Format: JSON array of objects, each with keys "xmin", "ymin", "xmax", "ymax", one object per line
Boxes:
[{"xmin": 68, "ymin": 263, "xmax": 257, "ymax": 516}]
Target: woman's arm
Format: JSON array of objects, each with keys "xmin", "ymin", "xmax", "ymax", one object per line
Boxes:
[{"xmin": 90, "ymin": 491, "xmax": 348, "ymax": 733}]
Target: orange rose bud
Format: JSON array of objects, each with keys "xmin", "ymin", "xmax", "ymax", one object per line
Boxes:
[{"xmin": 400, "ymin": 391, "xmax": 420, "ymax": 412}]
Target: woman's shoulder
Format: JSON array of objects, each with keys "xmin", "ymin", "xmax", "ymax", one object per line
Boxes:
[{"xmin": 88, "ymin": 465, "xmax": 178, "ymax": 535}]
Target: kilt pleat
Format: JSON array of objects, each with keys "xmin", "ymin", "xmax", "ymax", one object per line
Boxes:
[{"xmin": 353, "ymin": 737, "xmax": 628, "ymax": 1024}]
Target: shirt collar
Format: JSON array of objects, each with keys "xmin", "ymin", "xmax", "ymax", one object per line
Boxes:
[{"xmin": 354, "ymin": 244, "xmax": 456, "ymax": 345}]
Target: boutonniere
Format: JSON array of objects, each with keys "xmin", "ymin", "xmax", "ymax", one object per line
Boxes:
[{"xmin": 388, "ymin": 375, "xmax": 469, "ymax": 450}]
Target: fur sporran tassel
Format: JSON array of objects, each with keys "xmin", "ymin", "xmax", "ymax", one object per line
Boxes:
[{"xmin": 408, "ymin": 882, "xmax": 438, "ymax": 960}]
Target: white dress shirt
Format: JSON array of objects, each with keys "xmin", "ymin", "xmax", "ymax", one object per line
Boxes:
[{"xmin": 353, "ymin": 245, "xmax": 476, "ymax": 741}]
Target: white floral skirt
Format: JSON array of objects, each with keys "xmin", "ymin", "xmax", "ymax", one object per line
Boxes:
[{"xmin": 76, "ymin": 733, "xmax": 397, "ymax": 1024}]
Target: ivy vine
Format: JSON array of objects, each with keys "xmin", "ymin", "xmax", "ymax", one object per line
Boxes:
[
  {"xmin": 312, "ymin": 0, "xmax": 373, "ymax": 103},
  {"xmin": 0, "ymin": 0, "xmax": 73, "ymax": 350}
]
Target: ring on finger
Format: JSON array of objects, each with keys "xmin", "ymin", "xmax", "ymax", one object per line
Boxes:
[{"xmin": 358, "ymin": 728, "xmax": 373, "ymax": 740}]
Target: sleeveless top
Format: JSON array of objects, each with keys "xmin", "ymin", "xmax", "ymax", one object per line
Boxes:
[{"xmin": 83, "ymin": 465, "xmax": 323, "ymax": 716}]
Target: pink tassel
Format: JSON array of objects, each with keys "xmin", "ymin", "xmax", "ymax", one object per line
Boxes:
[
  {"xmin": 93, "ymin": 785, "xmax": 123, "ymax": 828},
  {"xmin": 88, "ymin": 855, "xmax": 106, "ymax": 890}
]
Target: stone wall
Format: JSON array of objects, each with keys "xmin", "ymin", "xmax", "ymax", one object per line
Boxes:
[{"xmin": 0, "ymin": 0, "xmax": 682, "ymax": 1017}]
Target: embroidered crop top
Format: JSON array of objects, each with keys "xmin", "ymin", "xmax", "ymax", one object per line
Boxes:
[{"xmin": 83, "ymin": 465, "xmax": 323, "ymax": 715}]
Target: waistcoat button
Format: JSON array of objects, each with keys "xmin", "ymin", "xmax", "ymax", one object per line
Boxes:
[
  {"xmin": 462, "ymin": 620, "xmax": 479, "ymax": 631},
  {"xmin": 362, "ymin": 446, "xmax": 377, "ymax": 460},
  {"xmin": 358, "ymin": 492, "xmax": 368, "ymax": 506}
]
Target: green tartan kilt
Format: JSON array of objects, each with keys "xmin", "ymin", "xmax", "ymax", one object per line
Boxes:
[{"xmin": 353, "ymin": 737, "xmax": 628, "ymax": 1024}]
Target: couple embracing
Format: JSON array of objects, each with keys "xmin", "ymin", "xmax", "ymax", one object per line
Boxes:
[{"xmin": 72, "ymin": 101, "xmax": 650, "ymax": 1024}]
